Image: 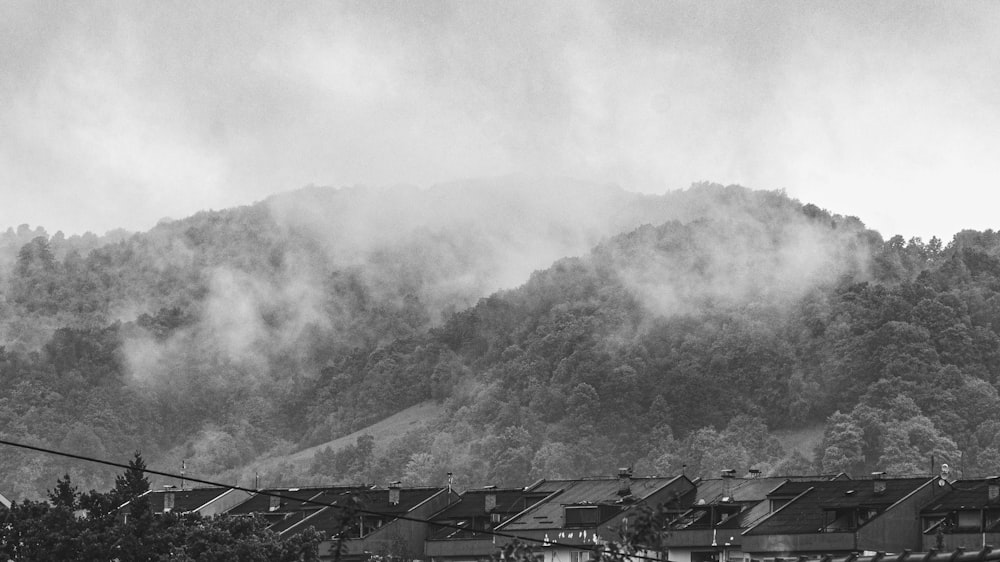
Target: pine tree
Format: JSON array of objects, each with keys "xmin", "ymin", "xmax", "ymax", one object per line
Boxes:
[
  {"xmin": 114, "ymin": 450, "xmax": 150, "ymax": 502},
  {"xmin": 47, "ymin": 473, "xmax": 78, "ymax": 509}
]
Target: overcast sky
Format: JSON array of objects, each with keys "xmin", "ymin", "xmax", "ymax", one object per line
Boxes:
[{"xmin": 1, "ymin": 1, "xmax": 998, "ymax": 241}]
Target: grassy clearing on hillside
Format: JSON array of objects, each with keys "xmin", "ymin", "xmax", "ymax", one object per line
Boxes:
[{"xmin": 221, "ymin": 401, "xmax": 446, "ymax": 488}]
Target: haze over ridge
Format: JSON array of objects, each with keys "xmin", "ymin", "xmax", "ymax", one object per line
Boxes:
[{"xmin": 2, "ymin": 2, "xmax": 999, "ymax": 240}]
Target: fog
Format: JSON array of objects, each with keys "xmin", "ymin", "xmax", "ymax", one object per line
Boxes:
[{"xmin": 2, "ymin": 1, "xmax": 999, "ymax": 240}]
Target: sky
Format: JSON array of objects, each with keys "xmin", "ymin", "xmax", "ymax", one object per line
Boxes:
[{"xmin": 1, "ymin": 1, "xmax": 998, "ymax": 241}]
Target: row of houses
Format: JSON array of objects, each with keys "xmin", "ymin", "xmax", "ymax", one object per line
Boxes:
[{"xmin": 132, "ymin": 469, "xmax": 1000, "ymax": 562}]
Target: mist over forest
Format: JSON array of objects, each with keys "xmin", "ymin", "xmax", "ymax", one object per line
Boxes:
[{"xmin": 2, "ymin": 178, "xmax": 998, "ymax": 499}]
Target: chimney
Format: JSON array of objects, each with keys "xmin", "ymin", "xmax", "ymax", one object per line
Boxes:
[
  {"xmin": 872, "ymin": 472, "xmax": 886, "ymax": 496},
  {"xmin": 721, "ymin": 469, "xmax": 736, "ymax": 496},
  {"xmin": 988, "ymin": 477, "xmax": 999, "ymax": 502},
  {"xmin": 389, "ymin": 481, "xmax": 401, "ymax": 506},
  {"xmin": 941, "ymin": 463, "xmax": 952, "ymax": 482},
  {"xmin": 618, "ymin": 467, "xmax": 633, "ymax": 497}
]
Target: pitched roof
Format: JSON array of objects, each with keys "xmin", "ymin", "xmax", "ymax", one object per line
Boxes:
[
  {"xmin": 745, "ymin": 477, "xmax": 935, "ymax": 535},
  {"xmin": 146, "ymin": 487, "xmax": 231, "ymax": 513},
  {"xmin": 684, "ymin": 476, "xmax": 849, "ymax": 531},
  {"xmin": 690, "ymin": 477, "xmax": 792, "ymax": 505},
  {"xmin": 671, "ymin": 477, "xmax": 794, "ymax": 531},
  {"xmin": 499, "ymin": 476, "xmax": 686, "ymax": 532},
  {"xmin": 227, "ymin": 486, "xmax": 367, "ymax": 516},
  {"xmin": 921, "ymin": 479, "xmax": 1000, "ymax": 512},
  {"xmin": 428, "ymin": 486, "xmax": 556, "ymax": 540},
  {"xmin": 279, "ymin": 487, "xmax": 446, "ymax": 537},
  {"xmin": 431, "ymin": 487, "xmax": 540, "ymax": 520}
]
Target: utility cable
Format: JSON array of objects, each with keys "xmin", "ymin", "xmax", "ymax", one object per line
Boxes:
[{"xmin": 0, "ymin": 438, "xmax": 667, "ymax": 562}]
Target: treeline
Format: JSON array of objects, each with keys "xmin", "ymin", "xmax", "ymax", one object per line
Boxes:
[
  {"xmin": 1, "ymin": 182, "xmax": 998, "ymax": 499},
  {"xmin": 299, "ymin": 205, "xmax": 1000, "ymax": 487}
]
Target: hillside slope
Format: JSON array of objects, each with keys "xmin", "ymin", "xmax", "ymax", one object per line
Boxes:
[{"xmin": 3, "ymin": 179, "xmax": 997, "ymax": 498}]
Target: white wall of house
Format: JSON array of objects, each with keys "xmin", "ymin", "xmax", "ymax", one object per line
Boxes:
[
  {"xmin": 666, "ymin": 547, "xmax": 750, "ymax": 562},
  {"xmin": 540, "ymin": 547, "xmax": 661, "ymax": 562}
]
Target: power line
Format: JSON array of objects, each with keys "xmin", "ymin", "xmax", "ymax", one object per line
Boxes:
[{"xmin": 0, "ymin": 438, "xmax": 666, "ymax": 562}]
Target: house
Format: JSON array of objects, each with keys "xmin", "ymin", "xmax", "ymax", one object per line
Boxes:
[
  {"xmin": 425, "ymin": 484, "xmax": 564, "ymax": 562},
  {"xmin": 271, "ymin": 483, "xmax": 457, "ymax": 561},
  {"xmin": 920, "ymin": 478, "xmax": 1000, "ymax": 551},
  {"xmin": 495, "ymin": 469, "xmax": 696, "ymax": 562},
  {"xmin": 665, "ymin": 473, "xmax": 832, "ymax": 562},
  {"xmin": 742, "ymin": 475, "xmax": 947, "ymax": 558}
]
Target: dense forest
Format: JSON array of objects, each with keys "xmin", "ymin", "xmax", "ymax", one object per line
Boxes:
[{"xmin": 2, "ymin": 180, "xmax": 998, "ymax": 499}]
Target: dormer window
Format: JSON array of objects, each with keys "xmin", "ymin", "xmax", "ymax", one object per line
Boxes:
[
  {"xmin": 769, "ymin": 497, "xmax": 795, "ymax": 512},
  {"xmin": 565, "ymin": 505, "xmax": 599, "ymax": 528},
  {"xmin": 823, "ymin": 507, "xmax": 879, "ymax": 532},
  {"xmin": 823, "ymin": 508, "xmax": 856, "ymax": 531},
  {"xmin": 955, "ymin": 510, "xmax": 981, "ymax": 531}
]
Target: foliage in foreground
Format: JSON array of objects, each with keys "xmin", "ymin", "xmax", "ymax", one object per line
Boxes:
[{"xmin": 0, "ymin": 453, "xmax": 322, "ymax": 561}]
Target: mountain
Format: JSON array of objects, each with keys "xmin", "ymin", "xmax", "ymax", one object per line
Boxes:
[{"xmin": 3, "ymin": 178, "xmax": 997, "ymax": 499}]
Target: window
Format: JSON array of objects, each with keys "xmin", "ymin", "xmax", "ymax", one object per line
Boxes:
[
  {"xmin": 769, "ymin": 499, "xmax": 791, "ymax": 512},
  {"xmin": 956, "ymin": 510, "xmax": 981, "ymax": 531},
  {"xmin": 716, "ymin": 506, "xmax": 742, "ymax": 525},
  {"xmin": 570, "ymin": 551, "xmax": 594, "ymax": 562},
  {"xmin": 673, "ymin": 509, "xmax": 710, "ymax": 529},
  {"xmin": 922, "ymin": 516, "xmax": 948, "ymax": 534},
  {"xmin": 985, "ymin": 509, "xmax": 1000, "ymax": 531},
  {"xmin": 857, "ymin": 508, "xmax": 879, "ymax": 526},
  {"xmin": 565, "ymin": 506, "xmax": 600, "ymax": 528},
  {"xmin": 823, "ymin": 509, "xmax": 855, "ymax": 531}
]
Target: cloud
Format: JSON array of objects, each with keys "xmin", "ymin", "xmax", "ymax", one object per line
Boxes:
[{"xmin": 1, "ymin": 1, "xmax": 999, "ymax": 239}]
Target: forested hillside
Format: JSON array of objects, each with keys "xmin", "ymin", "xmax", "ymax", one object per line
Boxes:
[{"xmin": 2, "ymin": 180, "xmax": 998, "ymax": 499}]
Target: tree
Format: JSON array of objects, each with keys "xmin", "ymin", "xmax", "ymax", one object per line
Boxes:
[
  {"xmin": 354, "ymin": 434, "xmax": 375, "ymax": 480},
  {"xmin": 47, "ymin": 473, "xmax": 78, "ymax": 509},
  {"xmin": 16, "ymin": 236, "xmax": 55, "ymax": 275},
  {"xmin": 529, "ymin": 442, "xmax": 580, "ymax": 480},
  {"xmin": 685, "ymin": 428, "xmax": 749, "ymax": 478},
  {"xmin": 114, "ymin": 450, "xmax": 150, "ymax": 503},
  {"xmin": 819, "ymin": 411, "xmax": 865, "ymax": 475},
  {"xmin": 1, "ymin": 468, "xmax": 323, "ymax": 561},
  {"xmin": 878, "ymin": 415, "xmax": 959, "ymax": 476}
]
